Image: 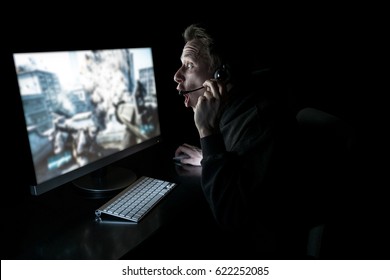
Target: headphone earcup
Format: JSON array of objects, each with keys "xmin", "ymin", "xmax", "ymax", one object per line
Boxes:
[{"xmin": 214, "ymin": 64, "xmax": 230, "ymax": 81}]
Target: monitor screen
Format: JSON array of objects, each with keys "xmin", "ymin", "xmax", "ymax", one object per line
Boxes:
[{"xmin": 13, "ymin": 47, "xmax": 162, "ymax": 196}]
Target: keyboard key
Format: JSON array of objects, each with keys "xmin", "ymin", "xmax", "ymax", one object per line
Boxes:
[{"xmin": 95, "ymin": 176, "xmax": 177, "ymax": 223}]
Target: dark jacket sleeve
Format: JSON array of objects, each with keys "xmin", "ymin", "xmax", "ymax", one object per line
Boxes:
[{"xmin": 200, "ymin": 104, "xmax": 281, "ymax": 230}]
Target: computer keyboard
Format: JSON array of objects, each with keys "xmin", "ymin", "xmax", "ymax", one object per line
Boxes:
[{"xmin": 95, "ymin": 176, "xmax": 177, "ymax": 223}]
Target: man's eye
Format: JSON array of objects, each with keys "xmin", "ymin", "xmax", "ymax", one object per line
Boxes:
[{"xmin": 186, "ymin": 63, "xmax": 194, "ymax": 69}]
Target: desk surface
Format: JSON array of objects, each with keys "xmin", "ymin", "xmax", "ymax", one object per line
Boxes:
[
  {"xmin": 3, "ymin": 144, "xmax": 217, "ymax": 260},
  {"xmin": 5, "ymin": 142, "xmax": 389, "ymax": 260}
]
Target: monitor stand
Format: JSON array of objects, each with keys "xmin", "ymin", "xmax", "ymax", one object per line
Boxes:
[{"xmin": 72, "ymin": 165, "xmax": 137, "ymax": 198}]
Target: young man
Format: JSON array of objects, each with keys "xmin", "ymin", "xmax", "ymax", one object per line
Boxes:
[{"xmin": 173, "ymin": 23, "xmax": 304, "ymax": 258}]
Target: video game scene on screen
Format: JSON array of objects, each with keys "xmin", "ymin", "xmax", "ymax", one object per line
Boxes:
[{"xmin": 14, "ymin": 48, "xmax": 160, "ymax": 185}]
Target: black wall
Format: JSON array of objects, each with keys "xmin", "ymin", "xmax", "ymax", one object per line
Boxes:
[
  {"xmin": 4, "ymin": 15, "xmax": 273, "ymax": 197},
  {"xmin": 3, "ymin": 13, "xmax": 371, "ymax": 197},
  {"xmin": 3, "ymin": 9, "xmax": 388, "ymax": 259}
]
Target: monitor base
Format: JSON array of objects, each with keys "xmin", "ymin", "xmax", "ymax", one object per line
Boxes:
[{"xmin": 73, "ymin": 165, "xmax": 137, "ymax": 198}]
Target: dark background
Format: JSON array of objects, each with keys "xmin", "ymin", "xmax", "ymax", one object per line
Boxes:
[
  {"xmin": 2, "ymin": 9, "xmax": 387, "ymax": 259},
  {"xmin": 3, "ymin": 14, "xmax": 275, "ymax": 196},
  {"xmin": 4, "ymin": 13, "xmax": 371, "ymax": 190}
]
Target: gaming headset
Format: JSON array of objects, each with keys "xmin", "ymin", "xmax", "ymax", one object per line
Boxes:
[
  {"xmin": 179, "ymin": 64, "xmax": 230, "ymax": 96},
  {"xmin": 178, "ymin": 65, "xmax": 230, "ymax": 96},
  {"xmin": 213, "ymin": 64, "xmax": 230, "ymax": 82}
]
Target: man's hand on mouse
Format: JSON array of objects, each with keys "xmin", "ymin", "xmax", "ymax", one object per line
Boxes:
[{"xmin": 173, "ymin": 143, "xmax": 202, "ymax": 166}]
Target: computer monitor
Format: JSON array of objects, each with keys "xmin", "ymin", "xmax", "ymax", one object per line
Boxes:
[{"xmin": 13, "ymin": 47, "xmax": 162, "ymax": 196}]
